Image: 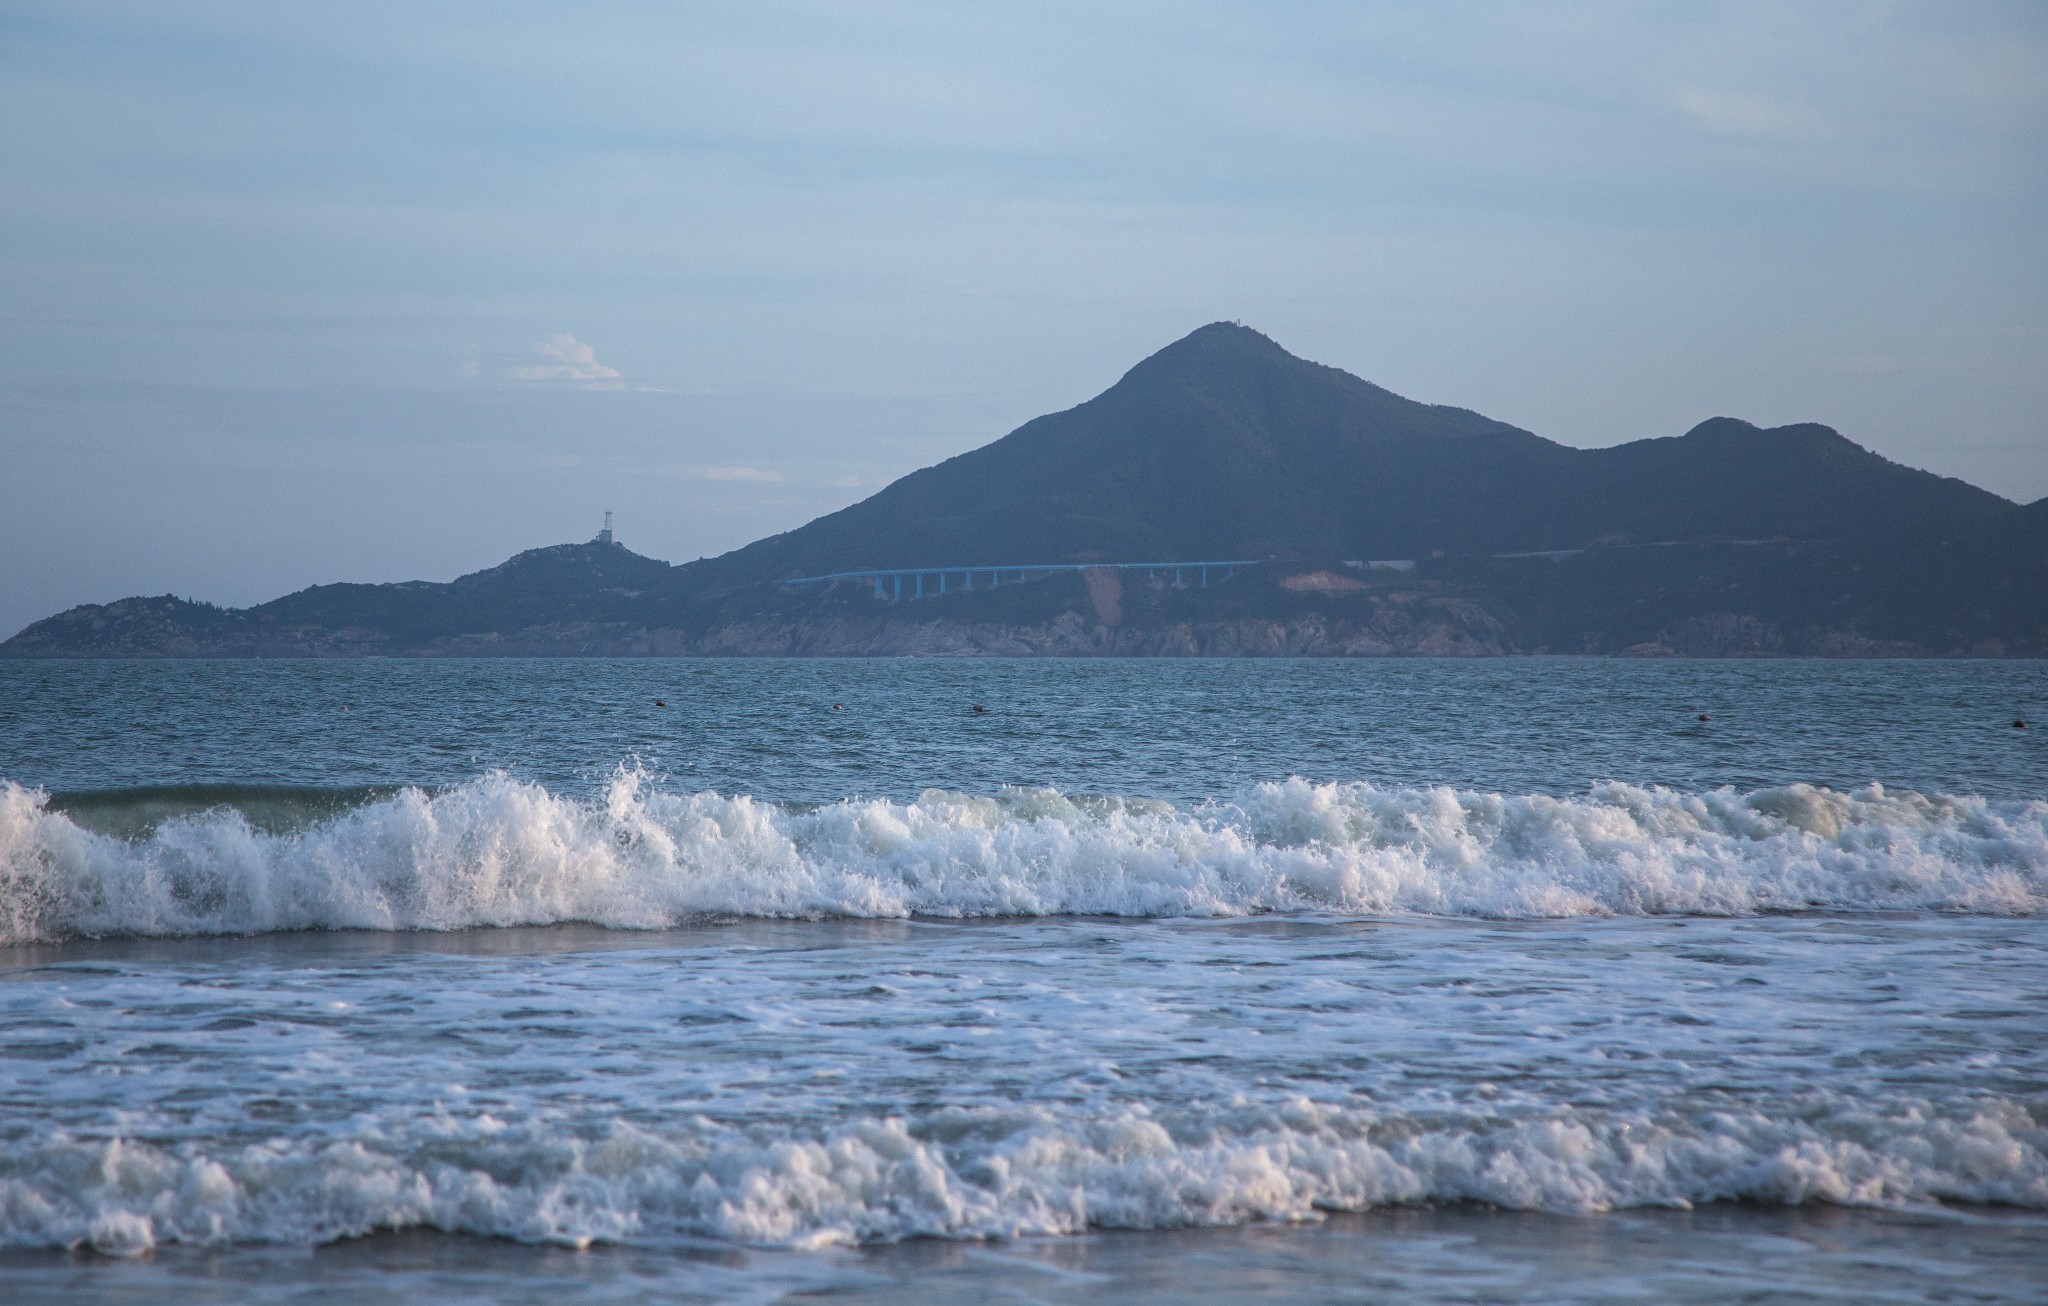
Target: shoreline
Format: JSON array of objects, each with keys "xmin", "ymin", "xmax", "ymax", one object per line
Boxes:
[{"xmin": 5, "ymin": 1202, "xmax": 2041, "ymax": 1304}]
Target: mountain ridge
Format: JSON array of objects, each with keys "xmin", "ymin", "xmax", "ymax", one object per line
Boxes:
[
  {"xmin": 666, "ymin": 323, "xmax": 2009, "ymax": 590},
  {"xmin": 6, "ymin": 323, "xmax": 2041, "ymax": 658}
]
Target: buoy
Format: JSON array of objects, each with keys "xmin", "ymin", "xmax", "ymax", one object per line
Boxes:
[
  {"xmin": 2018, "ymin": 720, "xmax": 2029, "ymax": 729},
  {"xmin": 1697, "ymin": 714, "xmax": 1710, "ymax": 722},
  {"xmin": 973, "ymin": 704, "xmax": 986, "ymax": 713},
  {"xmin": 655, "ymin": 699, "xmax": 667, "ymax": 708},
  {"xmin": 833, "ymin": 703, "xmax": 843, "ymax": 710}
]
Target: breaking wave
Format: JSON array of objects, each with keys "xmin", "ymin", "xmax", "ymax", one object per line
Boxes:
[
  {"xmin": 7, "ymin": 1094, "xmax": 2044, "ymax": 1255},
  {"xmin": 3, "ymin": 771, "xmax": 2044, "ymax": 943}
]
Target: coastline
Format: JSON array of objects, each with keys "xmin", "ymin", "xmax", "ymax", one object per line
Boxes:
[
  {"xmin": 0, "ymin": 613, "xmax": 2000, "ymax": 659},
  {"xmin": 7, "ymin": 1203, "xmax": 2043, "ymax": 1304}
]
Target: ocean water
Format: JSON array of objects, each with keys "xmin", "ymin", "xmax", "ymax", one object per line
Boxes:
[{"xmin": 1, "ymin": 657, "xmax": 2044, "ymax": 1303}]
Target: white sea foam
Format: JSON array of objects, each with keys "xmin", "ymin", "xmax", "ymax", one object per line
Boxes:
[
  {"xmin": 3, "ymin": 772, "xmax": 2044, "ymax": 942},
  {"xmin": 4, "ymin": 1095, "xmax": 2043, "ymax": 1254}
]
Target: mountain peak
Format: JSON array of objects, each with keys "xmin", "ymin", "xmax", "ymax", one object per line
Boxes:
[
  {"xmin": 1171, "ymin": 320, "xmax": 1288, "ymax": 352},
  {"xmin": 451, "ymin": 540, "xmax": 672, "ymax": 595},
  {"xmin": 1680, "ymin": 416, "xmax": 1848, "ymax": 446},
  {"xmin": 1120, "ymin": 321, "xmax": 1299, "ymax": 383},
  {"xmin": 1683, "ymin": 417, "xmax": 1761, "ymax": 438}
]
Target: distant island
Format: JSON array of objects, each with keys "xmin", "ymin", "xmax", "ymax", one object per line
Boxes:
[{"xmin": 7, "ymin": 323, "xmax": 2044, "ymax": 659}]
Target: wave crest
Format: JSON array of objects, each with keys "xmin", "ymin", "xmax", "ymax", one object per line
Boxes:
[
  {"xmin": 6, "ymin": 1095, "xmax": 2043, "ymax": 1254},
  {"xmin": 2, "ymin": 773, "xmax": 2043, "ymax": 942}
]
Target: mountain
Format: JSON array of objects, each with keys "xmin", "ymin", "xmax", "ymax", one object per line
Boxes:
[
  {"xmin": 680, "ymin": 323, "xmax": 2008, "ymax": 586},
  {"xmin": 0, "ymin": 542, "xmax": 682, "ymax": 659},
  {"xmin": 246, "ymin": 542, "xmax": 674, "ymax": 645},
  {"xmin": 6, "ymin": 323, "xmax": 2043, "ymax": 658}
]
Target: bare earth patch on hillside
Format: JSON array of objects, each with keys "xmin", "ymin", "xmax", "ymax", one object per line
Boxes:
[{"xmin": 1280, "ymin": 571, "xmax": 1369, "ymax": 594}]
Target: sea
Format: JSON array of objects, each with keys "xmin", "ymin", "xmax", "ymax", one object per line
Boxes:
[{"xmin": 1, "ymin": 656, "xmax": 2044, "ymax": 1304}]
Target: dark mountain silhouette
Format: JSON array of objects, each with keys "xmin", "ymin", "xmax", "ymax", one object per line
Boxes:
[
  {"xmin": 5, "ymin": 323, "xmax": 2042, "ymax": 658},
  {"xmin": 247, "ymin": 542, "xmax": 674, "ymax": 645},
  {"xmin": 3, "ymin": 542, "xmax": 679, "ymax": 659},
  {"xmin": 678, "ymin": 323, "xmax": 2008, "ymax": 587}
]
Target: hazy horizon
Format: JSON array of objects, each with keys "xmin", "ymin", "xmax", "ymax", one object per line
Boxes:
[{"xmin": 4, "ymin": 2, "xmax": 2044, "ymax": 637}]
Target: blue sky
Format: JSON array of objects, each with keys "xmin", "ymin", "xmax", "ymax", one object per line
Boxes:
[{"xmin": 2, "ymin": 1, "xmax": 2043, "ymax": 634}]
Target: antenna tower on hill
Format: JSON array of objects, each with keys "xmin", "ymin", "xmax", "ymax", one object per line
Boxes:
[{"xmin": 597, "ymin": 510, "xmax": 614, "ymax": 545}]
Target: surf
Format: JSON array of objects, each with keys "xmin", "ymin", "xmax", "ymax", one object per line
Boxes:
[{"xmin": 4, "ymin": 770, "xmax": 2043, "ymax": 943}]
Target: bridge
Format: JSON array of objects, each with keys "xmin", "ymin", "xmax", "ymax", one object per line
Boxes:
[{"xmin": 784, "ymin": 559, "xmax": 1262, "ymax": 602}]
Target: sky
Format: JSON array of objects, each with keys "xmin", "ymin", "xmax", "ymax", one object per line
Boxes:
[{"xmin": 2, "ymin": 1, "xmax": 2044, "ymax": 637}]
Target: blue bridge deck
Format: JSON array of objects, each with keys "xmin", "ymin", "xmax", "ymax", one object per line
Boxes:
[{"xmin": 784, "ymin": 559, "xmax": 1262, "ymax": 601}]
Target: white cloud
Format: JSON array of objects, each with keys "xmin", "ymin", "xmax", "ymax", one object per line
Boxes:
[
  {"xmin": 516, "ymin": 332, "xmax": 622, "ymax": 383},
  {"xmin": 700, "ymin": 465, "xmax": 784, "ymax": 482}
]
